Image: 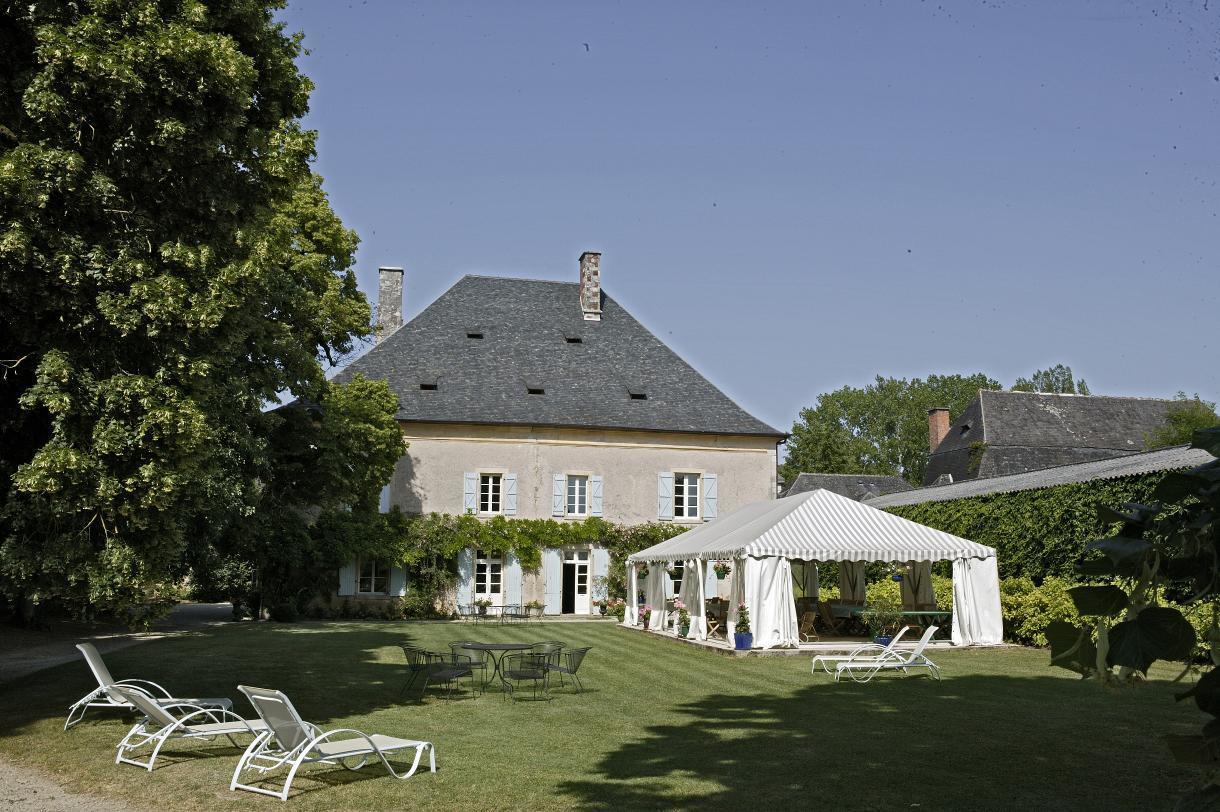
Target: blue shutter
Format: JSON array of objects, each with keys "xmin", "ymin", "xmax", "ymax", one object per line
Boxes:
[
  {"xmin": 590, "ymin": 475, "xmax": 604, "ymax": 518},
  {"xmin": 702, "ymin": 473, "xmax": 717, "ymax": 521},
  {"xmin": 389, "ymin": 565, "xmax": 407, "ymax": 597},
  {"xmin": 504, "ymin": 552, "xmax": 523, "ymax": 606},
  {"xmin": 379, "ymin": 484, "xmax": 391, "ymax": 513},
  {"xmin": 338, "ymin": 559, "xmax": 357, "ymax": 597},
  {"xmin": 552, "ymin": 474, "xmax": 565, "ymax": 517},
  {"xmin": 591, "ymin": 548, "xmax": 610, "ymax": 600},
  {"xmin": 503, "ymin": 473, "xmax": 517, "ymax": 516},
  {"xmin": 657, "ymin": 472, "xmax": 674, "ymax": 521},
  {"xmin": 543, "ymin": 548, "xmax": 563, "ymax": 614},
  {"xmin": 463, "ymin": 473, "xmax": 477, "ymax": 513},
  {"xmin": 456, "ymin": 548, "xmax": 474, "ymax": 605}
]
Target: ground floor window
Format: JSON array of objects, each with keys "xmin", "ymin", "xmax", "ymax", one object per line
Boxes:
[{"xmin": 358, "ymin": 557, "xmax": 389, "ymax": 595}]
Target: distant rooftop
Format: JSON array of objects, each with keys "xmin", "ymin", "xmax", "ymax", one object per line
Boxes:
[
  {"xmin": 782, "ymin": 472, "xmax": 913, "ymax": 501},
  {"xmin": 870, "ymin": 444, "xmax": 1210, "ymax": 508}
]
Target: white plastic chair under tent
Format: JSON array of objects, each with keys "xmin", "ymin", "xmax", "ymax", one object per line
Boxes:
[
  {"xmin": 231, "ymin": 685, "xmax": 436, "ymax": 800},
  {"xmin": 65, "ymin": 642, "xmax": 233, "ymax": 730},
  {"xmin": 833, "ymin": 626, "xmax": 942, "ymax": 683},
  {"xmin": 810, "ymin": 626, "xmax": 912, "ymax": 674},
  {"xmin": 625, "ymin": 488, "xmax": 1003, "ymax": 650},
  {"xmin": 110, "ymin": 684, "xmax": 267, "ymax": 771}
]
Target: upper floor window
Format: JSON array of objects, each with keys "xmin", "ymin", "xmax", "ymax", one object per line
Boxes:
[
  {"xmin": 567, "ymin": 475, "xmax": 588, "ymax": 516},
  {"xmin": 358, "ymin": 557, "xmax": 389, "ymax": 595},
  {"xmin": 674, "ymin": 473, "xmax": 700, "ymax": 519},
  {"xmin": 479, "ymin": 473, "xmax": 502, "ymax": 514}
]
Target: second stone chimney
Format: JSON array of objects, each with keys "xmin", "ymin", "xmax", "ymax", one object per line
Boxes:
[
  {"xmin": 927, "ymin": 407, "xmax": 951, "ymax": 452},
  {"xmin": 579, "ymin": 251, "xmax": 602, "ymax": 321},
  {"xmin": 376, "ymin": 266, "xmax": 404, "ymax": 342}
]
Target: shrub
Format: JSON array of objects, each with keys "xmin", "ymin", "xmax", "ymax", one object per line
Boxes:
[
  {"xmin": 269, "ymin": 601, "xmax": 299, "ymax": 623},
  {"xmin": 1000, "ymin": 576, "xmax": 1080, "ymax": 646}
]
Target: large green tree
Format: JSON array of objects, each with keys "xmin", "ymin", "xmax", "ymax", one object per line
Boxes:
[
  {"xmin": 1012, "ymin": 363, "xmax": 1091, "ymax": 395},
  {"xmin": 781, "ymin": 373, "xmax": 1001, "ymax": 486},
  {"xmin": 1145, "ymin": 392, "xmax": 1220, "ymax": 450},
  {"xmin": 0, "ymin": 1, "xmax": 387, "ymax": 618}
]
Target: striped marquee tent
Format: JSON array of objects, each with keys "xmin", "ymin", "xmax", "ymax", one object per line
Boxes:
[{"xmin": 626, "ymin": 489, "xmax": 1003, "ymax": 649}]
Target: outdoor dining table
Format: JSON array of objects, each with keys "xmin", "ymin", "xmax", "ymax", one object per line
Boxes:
[
  {"xmin": 850, "ymin": 608, "xmax": 952, "ymax": 638},
  {"xmin": 459, "ymin": 641, "xmax": 537, "ymax": 691}
]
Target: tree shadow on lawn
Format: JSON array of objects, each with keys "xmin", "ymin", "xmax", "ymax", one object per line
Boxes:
[{"xmin": 557, "ymin": 672, "xmax": 1202, "ymax": 811}]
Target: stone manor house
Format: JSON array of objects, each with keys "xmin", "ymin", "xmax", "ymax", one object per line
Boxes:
[{"xmin": 334, "ymin": 252, "xmax": 784, "ymax": 615}]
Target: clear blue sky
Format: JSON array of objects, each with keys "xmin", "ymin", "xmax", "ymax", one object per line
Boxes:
[{"xmin": 278, "ymin": 0, "xmax": 1219, "ymax": 433}]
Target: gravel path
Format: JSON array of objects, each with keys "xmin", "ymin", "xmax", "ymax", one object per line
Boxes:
[{"xmin": 0, "ymin": 759, "xmax": 137, "ymax": 812}]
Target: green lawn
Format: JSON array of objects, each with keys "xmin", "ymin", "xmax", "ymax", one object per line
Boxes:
[{"xmin": 0, "ymin": 620, "xmax": 1202, "ymax": 810}]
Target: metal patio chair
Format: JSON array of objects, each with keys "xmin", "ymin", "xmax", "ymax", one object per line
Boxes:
[
  {"xmin": 502, "ymin": 653, "xmax": 551, "ymax": 701},
  {"xmin": 545, "ymin": 646, "xmax": 592, "ymax": 693},
  {"xmin": 231, "ymin": 685, "xmax": 435, "ymax": 800},
  {"xmin": 398, "ymin": 645, "xmax": 474, "ymax": 699}
]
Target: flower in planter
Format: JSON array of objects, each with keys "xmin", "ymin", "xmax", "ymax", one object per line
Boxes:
[
  {"xmin": 734, "ymin": 603, "xmax": 751, "ymax": 635},
  {"xmin": 674, "ymin": 599, "xmax": 690, "ymax": 633},
  {"xmin": 640, "ymin": 604, "xmax": 653, "ymax": 626},
  {"xmin": 713, "ymin": 561, "xmax": 731, "ymax": 579}
]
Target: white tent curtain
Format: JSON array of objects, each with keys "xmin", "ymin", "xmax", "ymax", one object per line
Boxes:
[
  {"xmin": 678, "ymin": 561, "xmax": 699, "ymax": 634},
  {"xmin": 838, "ymin": 561, "xmax": 867, "ymax": 602},
  {"xmin": 902, "ymin": 561, "xmax": 935, "ymax": 607},
  {"xmin": 625, "ymin": 565, "xmax": 639, "ymax": 625},
  {"xmin": 726, "ymin": 557, "xmax": 746, "ymax": 634},
  {"xmin": 798, "ymin": 561, "xmax": 820, "ymax": 599},
  {"xmin": 743, "ymin": 556, "xmax": 799, "ymax": 649},
  {"xmin": 951, "ymin": 556, "xmax": 1003, "ymax": 645},
  {"xmin": 645, "ymin": 567, "xmax": 666, "ymax": 630}
]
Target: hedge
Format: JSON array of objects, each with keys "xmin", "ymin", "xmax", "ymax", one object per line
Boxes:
[{"xmin": 884, "ymin": 473, "xmax": 1164, "ymax": 582}]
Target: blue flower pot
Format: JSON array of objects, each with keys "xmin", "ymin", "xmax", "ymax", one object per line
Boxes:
[
  {"xmin": 891, "ymin": 574, "xmax": 903, "ymax": 582},
  {"xmin": 734, "ymin": 632, "xmax": 753, "ymax": 650},
  {"xmin": 874, "ymin": 635, "xmax": 893, "ymax": 646}
]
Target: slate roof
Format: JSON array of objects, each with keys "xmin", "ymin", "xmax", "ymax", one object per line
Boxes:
[
  {"xmin": 871, "ymin": 444, "xmax": 1211, "ymax": 508},
  {"xmin": 782, "ymin": 472, "xmax": 914, "ymax": 501},
  {"xmin": 924, "ymin": 390, "xmax": 1177, "ymax": 485},
  {"xmin": 336, "ymin": 275, "xmax": 784, "ymax": 437}
]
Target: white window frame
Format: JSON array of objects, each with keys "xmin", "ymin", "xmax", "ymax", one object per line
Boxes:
[
  {"xmin": 673, "ymin": 472, "xmax": 700, "ymax": 520},
  {"xmin": 357, "ymin": 556, "xmax": 390, "ymax": 595},
  {"xmin": 566, "ymin": 474, "xmax": 589, "ymax": 517},
  {"xmin": 670, "ymin": 561, "xmax": 684, "ymax": 596},
  {"xmin": 478, "ymin": 472, "xmax": 503, "ymax": 515},
  {"xmin": 475, "ymin": 549, "xmax": 503, "ymax": 604}
]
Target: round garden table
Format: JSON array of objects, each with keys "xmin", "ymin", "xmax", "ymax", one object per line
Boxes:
[{"xmin": 459, "ymin": 642, "xmax": 536, "ymax": 692}]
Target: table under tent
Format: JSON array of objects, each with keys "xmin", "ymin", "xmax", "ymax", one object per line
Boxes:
[{"xmin": 624, "ymin": 488, "xmax": 1003, "ymax": 649}]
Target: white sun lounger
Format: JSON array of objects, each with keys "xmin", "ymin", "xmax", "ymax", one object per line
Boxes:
[
  {"xmin": 834, "ymin": 626, "xmax": 942, "ymax": 683},
  {"xmin": 230, "ymin": 685, "xmax": 436, "ymax": 800},
  {"xmin": 810, "ymin": 626, "xmax": 912, "ymax": 674},
  {"xmin": 110, "ymin": 685, "xmax": 267, "ymax": 771},
  {"xmin": 65, "ymin": 642, "xmax": 234, "ymax": 730}
]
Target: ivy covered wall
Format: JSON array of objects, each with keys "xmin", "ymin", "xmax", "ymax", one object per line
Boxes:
[{"xmin": 883, "ymin": 473, "xmax": 1164, "ymax": 582}]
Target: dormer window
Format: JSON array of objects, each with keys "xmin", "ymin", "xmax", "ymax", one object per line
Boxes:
[{"xmin": 959, "ymin": 423, "xmax": 971, "ymax": 436}]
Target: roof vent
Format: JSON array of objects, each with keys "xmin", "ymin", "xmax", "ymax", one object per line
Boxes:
[
  {"xmin": 467, "ymin": 331, "xmax": 484, "ymax": 340},
  {"xmin": 565, "ymin": 336, "xmax": 583, "ymax": 344},
  {"xmin": 419, "ymin": 382, "xmax": 438, "ymax": 391},
  {"xmin": 629, "ymin": 392, "xmax": 647, "ymax": 401},
  {"xmin": 527, "ymin": 387, "xmax": 545, "ymax": 396},
  {"xmin": 959, "ymin": 422, "xmax": 971, "ymax": 436}
]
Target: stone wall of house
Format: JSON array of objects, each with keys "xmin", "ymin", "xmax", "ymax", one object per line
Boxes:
[{"xmin": 387, "ymin": 422, "xmax": 778, "ymax": 525}]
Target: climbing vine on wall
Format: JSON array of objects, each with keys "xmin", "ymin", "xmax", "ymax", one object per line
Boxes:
[{"xmin": 884, "ymin": 473, "xmax": 1166, "ymax": 582}]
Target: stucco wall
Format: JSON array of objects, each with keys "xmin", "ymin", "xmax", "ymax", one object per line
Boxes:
[{"xmin": 389, "ymin": 422, "xmax": 778, "ymax": 525}]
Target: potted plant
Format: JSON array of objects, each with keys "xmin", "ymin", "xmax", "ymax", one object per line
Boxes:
[
  {"xmin": 734, "ymin": 603, "xmax": 753, "ymax": 650},
  {"xmin": 887, "ymin": 563, "xmax": 904, "ymax": 582},
  {"xmin": 525, "ymin": 599, "xmax": 544, "ymax": 618},
  {"xmin": 609, "ymin": 597, "xmax": 626, "ymax": 621},
  {"xmin": 713, "ymin": 561, "xmax": 731, "ymax": 580},
  {"xmin": 674, "ymin": 599, "xmax": 690, "ymax": 637},
  {"xmin": 640, "ymin": 604, "xmax": 652, "ymax": 627},
  {"xmin": 591, "ymin": 598, "xmax": 607, "ymax": 615},
  {"xmin": 638, "ymin": 564, "xmax": 649, "ymax": 579},
  {"xmin": 864, "ymin": 593, "xmax": 903, "ymax": 645},
  {"xmin": 474, "ymin": 598, "xmax": 492, "ymax": 617}
]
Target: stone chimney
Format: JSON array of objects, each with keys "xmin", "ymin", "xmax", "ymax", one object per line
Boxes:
[
  {"xmin": 376, "ymin": 266, "xmax": 404, "ymax": 342},
  {"xmin": 579, "ymin": 251, "xmax": 602, "ymax": 321},
  {"xmin": 927, "ymin": 407, "xmax": 950, "ymax": 452}
]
